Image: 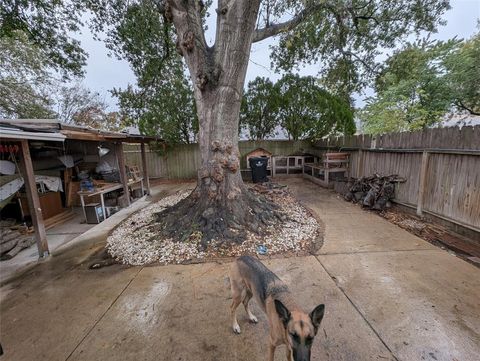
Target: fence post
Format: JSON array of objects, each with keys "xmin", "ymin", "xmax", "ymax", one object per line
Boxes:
[
  {"xmin": 417, "ymin": 151, "xmax": 430, "ymax": 216},
  {"xmin": 356, "ymin": 149, "xmax": 364, "ymax": 178}
]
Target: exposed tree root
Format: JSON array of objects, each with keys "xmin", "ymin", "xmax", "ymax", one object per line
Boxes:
[{"xmin": 149, "ymin": 186, "xmax": 285, "ymax": 248}]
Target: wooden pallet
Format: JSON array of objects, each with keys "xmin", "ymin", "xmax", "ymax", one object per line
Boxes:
[{"xmin": 44, "ymin": 209, "xmax": 76, "ymax": 230}]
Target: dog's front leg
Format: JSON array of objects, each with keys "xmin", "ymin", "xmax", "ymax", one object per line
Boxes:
[
  {"xmin": 267, "ymin": 343, "xmax": 276, "ymax": 361},
  {"xmin": 286, "ymin": 346, "xmax": 293, "ymax": 361}
]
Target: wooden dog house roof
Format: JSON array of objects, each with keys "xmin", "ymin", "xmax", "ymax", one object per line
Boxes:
[{"xmin": 245, "ymin": 147, "xmax": 273, "ymax": 157}]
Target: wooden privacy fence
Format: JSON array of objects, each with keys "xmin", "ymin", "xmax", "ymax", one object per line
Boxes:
[
  {"xmin": 313, "ymin": 126, "xmax": 480, "ymax": 232},
  {"xmin": 123, "ymin": 140, "xmax": 312, "ymax": 179},
  {"xmin": 123, "ymin": 128, "xmax": 479, "ymax": 232}
]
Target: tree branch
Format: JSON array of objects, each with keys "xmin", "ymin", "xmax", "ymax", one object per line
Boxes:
[
  {"xmin": 252, "ymin": 3, "xmax": 325, "ymax": 43},
  {"xmin": 342, "ymin": 51, "xmax": 377, "ymax": 74},
  {"xmin": 168, "ymin": 0, "xmax": 210, "ymax": 89},
  {"xmin": 354, "ymin": 15, "xmax": 380, "ymax": 26},
  {"xmin": 455, "ymin": 100, "xmax": 480, "ymax": 116}
]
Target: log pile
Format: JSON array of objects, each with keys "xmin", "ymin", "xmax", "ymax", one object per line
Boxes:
[
  {"xmin": 0, "ymin": 220, "xmax": 35, "ymax": 260},
  {"xmin": 344, "ymin": 174, "xmax": 406, "ymax": 210}
]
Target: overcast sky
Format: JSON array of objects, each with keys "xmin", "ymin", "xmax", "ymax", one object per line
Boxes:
[{"xmin": 78, "ymin": 0, "xmax": 480, "ymax": 110}]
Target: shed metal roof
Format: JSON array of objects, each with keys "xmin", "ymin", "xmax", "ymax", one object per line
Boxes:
[
  {"xmin": 0, "ymin": 126, "xmax": 66, "ymax": 142},
  {"xmin": 0, "ymin": 119, "xmax": 161, "ymax": 143}
]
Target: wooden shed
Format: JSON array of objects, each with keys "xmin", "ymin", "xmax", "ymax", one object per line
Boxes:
[{"xmin": 0, "ymin": 119, "xmax": 161, "ymax": 259}]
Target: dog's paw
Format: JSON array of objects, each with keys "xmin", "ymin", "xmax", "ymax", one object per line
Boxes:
[
  {"xmin": 232, "ymin": 324, "xmax": 241, "ymax": 334},
  {"xmin": 249, "ymin": 315, "xmax": 258, "ymax": 324}
]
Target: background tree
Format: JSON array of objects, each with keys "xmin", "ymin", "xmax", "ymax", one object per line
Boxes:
[
  {"xmin": 73, "ymin": 109, "xmax": 127, "ymax": 132},
  {"xmin": 0, "ymin": 30, "xmax": 55, "ymax": 118},
  {"xmin": 88, "ymin": 0, "xmax": 450, "ymax": 245},
  {"xmin": 0, "ymin": 11, "xmax": 124, "ymax": 131},
  {"xmin": 443, "ymin": 33, "xmax": 480, "ymax": 115},
  {"xmin": 240, "ymin": 77, "xmax": 280, "ymax": 140},
  {"xmin": 55, "ymin": 82, "xmax": 108, "ymax": 124},
  {"xmin": 360, "ymin": 33, "xmax": 479, "ymax": 134},
  {"xmin": 276, "ymin": 74, "xmax": 355, "ymax": 140},
  {"xmin": 0, "ymin": 32, "xmax": 120, "ymax": 131},
  {"xmin": 115, "ymin": 65, "xmax": 198, "ymax": 144}
]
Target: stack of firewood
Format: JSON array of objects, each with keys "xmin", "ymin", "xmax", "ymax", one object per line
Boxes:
[
  {"xmin": 344, "ymin": 174, "xmax": 406, "ymax": 210},
  {"xmin": 0, "ymin": 220, "xmax": 35, "ymax": 260}
]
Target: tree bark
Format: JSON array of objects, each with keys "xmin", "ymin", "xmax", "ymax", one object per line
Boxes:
[{"xmin": 154, "ymin": 0, "xmax": 280, "ymax": 245}]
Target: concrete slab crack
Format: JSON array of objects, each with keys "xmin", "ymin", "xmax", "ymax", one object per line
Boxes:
[
  {"xmin": 64, "ymin": 267, "xmax": 143, "ymax": 361},
  {"xmin": 318, "ymin": 248, "xmax": 440, "ymax": 256},
  {"xmin": 314, "ymin": 256, "xmax": 399, "ymax": 361}
]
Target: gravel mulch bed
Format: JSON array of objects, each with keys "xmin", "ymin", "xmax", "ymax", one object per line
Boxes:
[{"xmin": 106, "ymin": 184, "xmax": 322, "ymax": 265}]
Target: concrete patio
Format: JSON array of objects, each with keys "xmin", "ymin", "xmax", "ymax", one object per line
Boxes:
[
  {"xmin": 0, "ymin": 208, "xmax": 93, "ymax": 284},
  {"xmin": 0, "ymin": 178, "xmax": 478, "ymax": 361}
]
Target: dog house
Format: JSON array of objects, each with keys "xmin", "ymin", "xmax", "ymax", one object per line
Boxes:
[
  {"xmin": 241, "ymin": 148, "xmax": 273, "ymax": 180},
  {"xmin": 245, "ymin": 148, "xmax": 272, "ymax": 169}
]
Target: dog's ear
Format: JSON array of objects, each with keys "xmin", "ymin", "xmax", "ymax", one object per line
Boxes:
[
  {"xmin": 274, "ymin": 299, "xmax": 291, "ymax": 327},
  {"xmin": 309, "ymin": 304, "xmax": 325, "ymax": 332}
]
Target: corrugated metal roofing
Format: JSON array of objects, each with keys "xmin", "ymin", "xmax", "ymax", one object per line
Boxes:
[
  {"xmin": 0, "ymin": 126, "xmax": 66, "ymax": 142},
  {"xmin": 0, "ymin": 119, "xmax": 162, "ymax": 143}
]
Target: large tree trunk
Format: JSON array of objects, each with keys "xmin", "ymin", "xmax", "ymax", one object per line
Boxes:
[{"xmin": 155, "ymin": 0, "xmax": 280, "ymax": 246}]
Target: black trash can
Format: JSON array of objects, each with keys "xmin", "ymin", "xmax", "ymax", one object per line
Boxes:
[{"xmin": 249, "ymin": 157, "xmax": 269, "ymax": 183}]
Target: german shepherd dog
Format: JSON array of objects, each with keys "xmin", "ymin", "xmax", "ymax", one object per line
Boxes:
[{"xmin": 230, "ymin": 256, "xmax": 325, "ymax": 361}]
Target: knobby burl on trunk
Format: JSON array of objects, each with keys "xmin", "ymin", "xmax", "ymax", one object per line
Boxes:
[{"xmin": 153, "ymin": 0, "xmax": 284, "ymax": 246}]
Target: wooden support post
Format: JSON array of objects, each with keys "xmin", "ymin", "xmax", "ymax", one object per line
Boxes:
[
  {"xmin": 116, "ymin": 142, "xmax": 131, "ymax": 206},
  {"xmin": 19, "ymin": 140, "xmax": 49, "ymax": 258},
  {"xmin": 140, "ymin": 142, "xmax": 151, "ymax": 195},
  {"xmin": 356, "ymin": 149, "xmax": 364, "ymax": 178},
  {"xmin": 417, "ymin": 151, "xmax": 430, "ymax": 217},
  {"xmin": 64, "ymin": 168, "xmax": 73, "ymax": 207}
]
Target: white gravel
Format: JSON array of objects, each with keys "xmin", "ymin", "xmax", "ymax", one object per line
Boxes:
[{"xmin": 106, "ymin": 186, "xmax": 322, "ymax": 265}]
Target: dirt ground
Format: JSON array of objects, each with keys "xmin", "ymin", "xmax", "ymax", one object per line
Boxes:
[{"xmin": 0, "ymin": 178, "xmax": 479, "ymax": 361}]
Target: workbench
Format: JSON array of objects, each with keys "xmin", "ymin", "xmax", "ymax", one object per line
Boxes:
[{"xmin": 77, "ymin": 178, "xmax": 144, "ymax": 223}]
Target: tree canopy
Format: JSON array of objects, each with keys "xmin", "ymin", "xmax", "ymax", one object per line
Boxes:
[
  {"xmin": 0, "ymin": 0, "xmax": 456, "ymax": 138},
  {"xmin": 55, "ymin": 82, "xmax": 108, "ymax": 124},
  {"xmin": 443, "ymin": 32, "xmax": 480, "ymax": 115},
  {"xmin": 0, "ymin": 31, "xmax": 122, "ymax": 130},
  {"xmin": 276, "ymin": 74, "xmax": 355, "ymax": 140},
  {"xmin": 240, "ymin": 77, "xmax": 280, "ymax": 140},
  {"xmin": 0, "ymin": 0, "xmax": 88, "ymax": 77},
  {"xmin": 268, "ymin": 0, "xmax": 450, "ymax": 100},
  {"xmin": 0, "ymin": 30, "xmax": 55, "ymax": 118},
  {"xmin": 240, "ymin": 75, "xmax": 355, "ymax": 141},
  {"xmin": 85, "ymin": 0, "xmax": 451, "ymax": 129},
  {"xmin": 116, "ymin": 71, "xmax": 198, "ymax": 144},
  {"xmin": 360, "ymin": 32, "xmax": 480, "ymax": 134}
]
